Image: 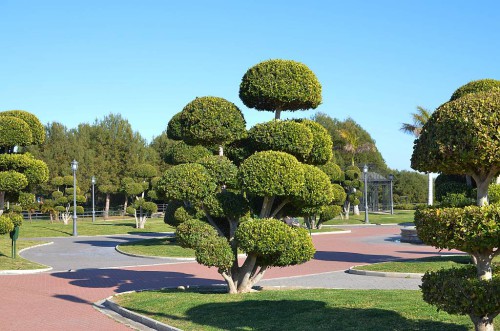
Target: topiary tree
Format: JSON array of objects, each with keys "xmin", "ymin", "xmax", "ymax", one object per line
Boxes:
[
  {"xmin": 412, "ymin": 84, "xmax": 500, "ymax": 331},
  {"xmin": 177, "ymin": 96, "xmax": 247, "ymax": 153},
  {"xmin": 128, "ymin": 198, "xmax": 158, "ymax": 229},
  {"xmin": 412, "ymin": 90, "xmax": 500, "ymax": 206},
  {"xmin": 43, "ymin": 176, "xmax": 86, "ymax": 224},
  {"xmin": 248, "ymin": 120, "xmax": 313, "ymax": 162},
  {"xmin": 239, "ymin": 59, "xmax": 322, "ymax": 120},
  {"xmin": 295, "ymin": 119, "xmax": 333, "ymax": 165},
  {"xmin": 449, "ymin": 79, "xmax": 500, "ymax": 102},
  {"xmin": 340, "ymin": 165, "xmax": 362, "ymax": 219}
]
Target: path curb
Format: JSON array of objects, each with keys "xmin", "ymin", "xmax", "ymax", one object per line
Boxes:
[
  {"xmin": 0, "ymin": 242, "xmax": 54, "ymax": 275},
  {"xmin": 348, "ymin": 266, "xmax": 423, "ymax": 279},
  {"xmin": 115, "ymin": 245, "xmax": 196, "ymax": 261}
]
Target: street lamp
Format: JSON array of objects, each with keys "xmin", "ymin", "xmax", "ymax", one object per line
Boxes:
[
  {"xmin": 71, "ymin": 160, "xmax": 78, "ymax": 236},
  {"xmin": 388, "ymin": 174, "xmax": 394, "ymax": 215},
  {"xmin": 363, "ymin": 164, "xmax": 369, "ymax": 224},
  {"xmin": 91, "ymin": 176, "xmax": 96, "ymax": 223}
]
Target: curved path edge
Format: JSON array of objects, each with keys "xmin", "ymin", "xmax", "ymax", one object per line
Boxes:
[
  {"xmin": 0, "ymin": 242, "xmax": 54, "ymax": 275},
  {"xmin": 348, "ymin": 266, "xmax": 423, "ymax": 279}
]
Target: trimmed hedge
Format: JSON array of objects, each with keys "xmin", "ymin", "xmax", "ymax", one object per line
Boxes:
[
  {"xmin": 449, "ymin": 79, "xmax": 500, "ymax": 101},
  {"xmin": 157, "ymin": 163, "xmax": 216, "ymax": 202},
  {"xmin": 176, "ymin": 219, "xmax": 218, "ymax": 249}
]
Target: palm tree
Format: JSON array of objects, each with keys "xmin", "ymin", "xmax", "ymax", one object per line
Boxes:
[{"xmin": 401, "ymin": 106, "xmax": 433, "ymax": 205}]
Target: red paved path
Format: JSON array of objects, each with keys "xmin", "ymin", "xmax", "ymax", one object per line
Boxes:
[{"xmin": 0, "ymin": 226, "xmax": 453, "ymax": 330}]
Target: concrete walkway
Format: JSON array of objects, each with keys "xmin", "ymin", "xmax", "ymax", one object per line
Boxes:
[{"xmin": 0, "ymin": 225, "xmax": 455, "ymax": 330}]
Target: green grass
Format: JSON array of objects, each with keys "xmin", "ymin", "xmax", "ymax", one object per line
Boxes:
[
  {"xmin": 117, "ymin": 237, "xmax": 195, "ymax": 258},
  {"xmin": 323, "ymin": 210, "xmax": 415, "ymax": 225},
  {"xmin": 353, "ymin": 255, "xmax": 500, "ymax": 273},
  {"xmin": 19, "ymin": 217, "xmax": 175, "ymax": 238},
  {"xmin": 115, "ymin": 288, "xmax": 486, "ymax": 330},
  {"xmin": 0, "ymin": 238, "xmax": 50, "ymax": 270}
]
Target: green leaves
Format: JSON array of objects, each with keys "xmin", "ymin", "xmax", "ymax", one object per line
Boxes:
[
  {"xmin": 239, "ymin": 59, "xmax": 322, "ymax": 114},
  {"xmin": 414, "ymin": 205, "xmax": 500, "ymax": 254},
  {"xmin": 238, "ymin": 151, "xmax": 305, "ymax": 198}
]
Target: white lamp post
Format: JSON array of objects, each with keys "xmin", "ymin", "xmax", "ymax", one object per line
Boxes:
[
  {"xmin": 91, "ymin": 176, "xmax": 96, "ymax": 223},
  {"xmin": 388, "ymin": 174, "xmax": 394, "ymax": 215},
  {"xmin": 71, "ymin": 160, "xmax": 78, "ymax": 236},
  {"xmin": 363, "ymin": 164, "xmax": 369, "ymax": 224}
]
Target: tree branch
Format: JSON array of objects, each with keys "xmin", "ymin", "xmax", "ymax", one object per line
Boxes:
[
  {"xmin": 201, "ymin": 204, "xmax": 225, "ymax": 237},
  {"xmin": 270, "ymin": 198, "xmax": 290, "ymax": 218}
]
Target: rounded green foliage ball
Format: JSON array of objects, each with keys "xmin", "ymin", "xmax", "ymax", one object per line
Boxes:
[
  {"xmin": 239, "ymin": 59, "xmax": 322, "ymax": 113},
  {"xmin": 197, "ymin": 155, "xmax": 238, "ymax": 188},
  {"xmin": 320, "ymin": 205, "xmax": 342, "ymax": 222},
  {"xmin": 179, "ymin": 96, "xmax": 246, "ymax": 147},
  {"xmin": 164, "ymin": 200, "xmax": 201, "ymax": 227},
  {"xmin": 421, "ymin": 267, "xmax": 500, "ymax": 316},
  {"xmin": 449, "ymin": 79, "xmax": 500, "ymax": 101},
  {"xmin": 296, "ymin": 119, "xmax": 333, "ymax": 165},
  {"xmin": 126, "ymin": 206, "xmax": 136, "ymax": 215},
  {"xmin": 176, "ymin": 219, "xmax": 219, "ymax": 249},
  {"xmin": 238, "ymin": 151, "xmax": 305, "ymax": 198},
  {"xmin": 0, "ymin": 110, "xmax": 45, "ymax": 145},
  {"xmin": 412, "ymin": 91, "xmax": 500, "ymax": 174},
  {"xmin": 0, "ymin": 216, "xmax": 14, "ymax": 234},
  {"xmin": 0, "ymin": 116, "xmax": 32, "ymax": 148},
  {"xmin": 170, "ymin": 141, "xmax": 212, "ymax": 165},
  {"xmin": 0, "ymin": 171, "xmax": 28, "ymax": 192},
  {"xmin": 157, "ymin": 163, "xmax": 216, "ymax": 202},
  {"xmin": 331, "ymin": 184, "xmax": 347, "ymax": 205},
  {"xmin": 235, "ymin": 218, "xmax": 315, "ymax": 267},
  {"xmin": 414, "ymin": 205, "xmax": 500, "ymax": 253},
  {"xmin": 195, "ymin": 235, "xmax": 233, "ymax": 272},
  {"xmin": 318, "ymin": 161, "xmax": 344, "ymax": 182},
  {"xmin": 248, "ymin": 120, "xmax": 313, "ymax": 161},
  {"xmin": 166, "ymin": 112, "xmax": 183, "ymax": 140},
  {"xmin": 8, "ymin": 213, "xmax": 23, "ymax": 227},
  {"xmin": 296, "ymin": 164, "xmax": 334, "ymax": 208}
]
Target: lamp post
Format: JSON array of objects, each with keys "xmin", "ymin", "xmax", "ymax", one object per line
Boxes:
[
  {"xmin": 91, "ymin": 176, "xmax": 96, "ymax": 223},
  {"xmin": 388, "ymin": 174, "xmax": 394, "ymax": 215},
  {"xmin": 363, "ymin": 164, "xmax": 369, "ymax": 224},
  {"xmin": 71, "ymin": 160, "xmax": 78, "ymax": 236}
]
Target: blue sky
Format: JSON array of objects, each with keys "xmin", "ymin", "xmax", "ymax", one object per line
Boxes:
[{"xmin": 1, "ymin": 1, "xmax": 499, "ymax": 171}]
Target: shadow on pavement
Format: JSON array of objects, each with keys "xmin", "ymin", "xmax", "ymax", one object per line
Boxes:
[{"xmin": 51, "ymin": 268, "xmax": 222, "ymax": 293}]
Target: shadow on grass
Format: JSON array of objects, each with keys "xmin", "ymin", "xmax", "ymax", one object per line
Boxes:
[
  {"xmin": 125, "ymin": 298, "xmax": 468, "ymax": 331},
  {"xmin": 314, "ymin": 251, "xmax": 401, "ymax": 264}
]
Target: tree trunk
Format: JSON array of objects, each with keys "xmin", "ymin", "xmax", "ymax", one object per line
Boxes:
[
  {"xmin": 0, "ymin": 191, "xmax": 4, "ymax": 216},
  {"xmin": 123, "ymin": 197, "xmax": 128, "ymax": 215},
  {"xmin": 474, "ymin": 253, "xmax": 493, "ymax": 281},
  {"xmin": 353, "ymin": 204, "xmax": 360, "ymax": 215},
  {"xmin": 104, "ymin": 193, "xmax": 110, "ymax": 220},
  {"xmin": 427, "ymin": 173, "xmax": 433, "ymax": 206},
  {"xmin": 344, "ymin": 201, "xmax": 350, "ymax": 220},
  {"xmin": 476, "ymin": 180, "xmax": 490, "ymax": 207},
  {"xmin": 275, "ymin": 109, "xmax": 281, "ymax": 120},
  {"xmin": 260, "ymin": 196, "xmax": 275, "ymax": 218},
  {"xmin": 470, "ymin": 315, "xmax": 496, "ymax": 331}
]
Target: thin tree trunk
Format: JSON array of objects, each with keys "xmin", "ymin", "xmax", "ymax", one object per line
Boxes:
[
  {"xmin": 104, "ymin": 193, "xmax": 110, "ymax": 220},
  {"xmin": 123, "ymin": 197, "xmax": 128, "ymax": 215},
  {"xmin": 270, "ymin": 198, "xmax": 289, "ymax": 218},
  {"xmin": 275, "ymin": 109, "xmax": 281, "ymax": 120},
  {"xmin": 353, "ymin": 204, "xmax": 360, "ymax": 215},
  {"xmin": 0, "ymin": 191, "xmax": 4, "ymax": 216},
  {"xmin": 470, "ymin": 315, "xmax": 496, "ymax": 331}
]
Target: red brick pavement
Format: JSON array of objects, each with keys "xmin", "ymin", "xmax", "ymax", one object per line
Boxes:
[{"xmin": 0, "ymin": 226, "xmax": 453, "ymax": 330}]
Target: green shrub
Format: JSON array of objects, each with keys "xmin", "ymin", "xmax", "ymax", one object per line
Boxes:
[
  {"xmin": 449, "ymin": 79, "xmax": 500, "ymax": 101},
  {"xmin": 295, "ymin": 119, "xmax": 333, "ymax": 165},
  {"xmin": 0, "ymin": 171, "xmax": 28, "ymax": 192},
  {"xmin": 421, "ymin": 266, "xmax": 500, "ymax": 316},
  {"xmin": 69, "ymin": 206, "xmax": 85, "ymax": 214},
  {"xmin": 489, "ymin": 183, "xmax": 500, "ymax": 204},
  {"xmin": 8, "ymin": 213, "xmax": 23, "ymax": 227},
  {"xmin": 440, "ymin": 192, "xmax": 475, "ymax": 208},
  {"xmin": 195, "ymin": 235, "xmax": 233, "ymax": 272},
  {"xmin": 394, "ymin": 203, "xmax": 416, "ymax": 210},
  {"xmin": 0, "ymin": 110, "xmax": 45, "ymax": 144},
  {"xmin": 52, "ymin": 191, "xmax": 63, "ymax": 199},
  {"xmin": 197, "ymin": 155, "xmax": 238, "ymax": 188},
  {"xmin": 238, "ymin": 151, "xmax": 304, "ymax": 198},
  {"xmin": 166, "ymin": 112, "xmax": 183, "ymax": 140},
  {"xmin": 170, "ymin": 141, "xmax": 212, "ymax": 165},
  {"xmin": 235, "ymin": 218, "xmax": 315, "ymax": 267},
  {"xmin": 164, "ymin": 201, "xmax": 201, "ymax": 227},
  {"xmin": 239, "ymin": 59, "xmax": 322, "ymax": 114},
  {"xmin": 318, "ymin": 161, "xmax": 344, "ymax": 183},
  {"xmin": 0, "ymin": 216, "xmax": 14, "ymax": 234},
  {"xmin": 8, "ymin": 205, "xmax": 23, "ymax": 214},
  {"xmin": 320, "ymin": 205, "xmax": 342, "ymax": 222},
  {"xmin": 176, "ymin": 219, "xmax": 219, "ymax": 250},
  {"xmin": 126, "ymin": 206, "xmax": 136, "ymax": 215},
  {"xmin": 0, "ymin": 116, "xmax": 32, "ymax": 149},
  {"xmin": 179, "ymin": 96, "xmax": 246, "ymax": 147},
  {"xmin": 248, "ymin": 120, "xmax": 313, "ymax": 161}
]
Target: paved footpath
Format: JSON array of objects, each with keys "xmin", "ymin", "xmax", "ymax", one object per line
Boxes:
[{"xmin": 0, "ymin": 226, "xmax": 458, "ymax": 330}]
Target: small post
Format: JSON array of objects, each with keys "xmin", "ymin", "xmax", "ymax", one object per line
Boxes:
[
  {"xmin": 363, "ymin": 164, "xmax": 369, "ymax": 224},
  {"xmin": 91, "ymin": 176, "xmax": 96, "ymax": 223},
  {"xmin": 71, "ymin": 160, "xmax": 78, "ymax": 236}
]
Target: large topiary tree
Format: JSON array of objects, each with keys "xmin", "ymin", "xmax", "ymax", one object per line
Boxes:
[
  {"xmin": 239, "ymin": 59, "xmax": 322, "ymax": 120},
  {"xmin": 412, "ymin": 84, "xmax": 500, "ymax": 331}
]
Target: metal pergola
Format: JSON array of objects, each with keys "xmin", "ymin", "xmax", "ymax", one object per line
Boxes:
[{"xmin": 360, "ymin": 171, "xmax": 393, "ymax": 213}]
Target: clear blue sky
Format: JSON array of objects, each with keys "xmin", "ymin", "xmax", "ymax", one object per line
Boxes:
[{"xmin": 1, "ymin": 1, "xmax": 499, "ymax": 171}]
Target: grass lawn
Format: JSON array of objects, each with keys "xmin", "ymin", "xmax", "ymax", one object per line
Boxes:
[
  {"xmin": 353, "ymin": 255, "xmax": 500, "ymax": 273},
  {"xmin": 0, "ymin": 237, "xmax": 50, "ymax": 270},
  {"xmin": 115, "ymin": 288, "xmax": 486, "ymax": 331},
  {"xmin": 117, "ymin": 237, "xmax": 195, "ymax": 258},
  {"xmin": 323, "ymin": 210, "xmax": 415, "ymax": 225},
  {"xmin": 19, "ymin": 217, "xmax": 175, "ymax": 238}
]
